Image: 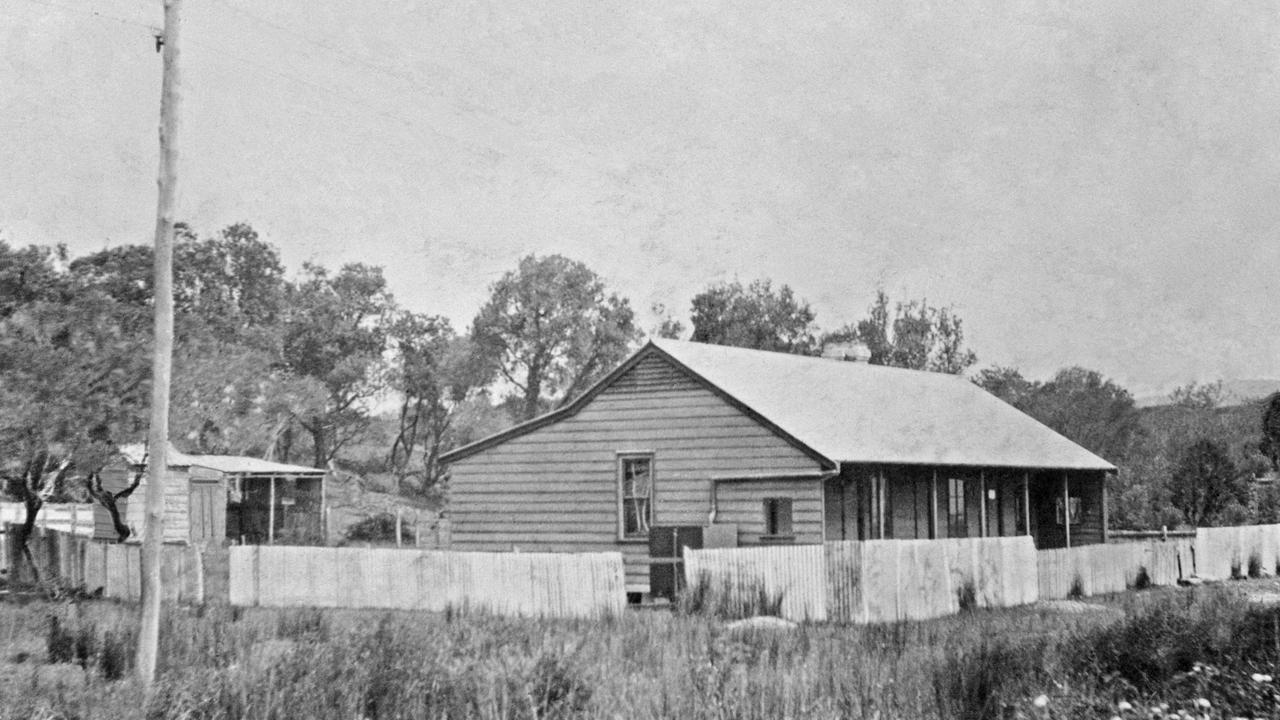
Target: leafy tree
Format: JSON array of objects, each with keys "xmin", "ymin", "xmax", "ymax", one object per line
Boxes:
[
  {"xmin": 1168, "ymin": 438, "xmax": 1248, "ymax": 526},
  {"xmin": 826, "ymin": 289, "xmax": 976, "ymax": 373},
  {"xmin": 972, "ymin": 366, "xmax": 1038, "ymax": 411},
  {"xmin": 1032, "ymin": 368, "xmax": 1142, "ymax": 463},
  {"xmin": 170, "ymin": 338, "xmax": 327, "ymax": 457},
  {"xmin": 689, "ymin": 279, "xmax": 817, "ymax": 354},
  {"xmin": 386, "ymin": 312, "xmax": 493, "ymax": 493},
  {"xmin": 280, "ymin": 262, "xmax": 395, "ymax": 467},
  {"xmin": 0, "ymin": 293, "xmax": 151, "ymax": 566},
  {"xmin": 1261, "ymin": 392, "xmax": 1280, "ymax": 472},
  {"xmin": 0, "ymin": 241, "xmax": 69, "ymax": 318},
  {"xmin": 976, "ymin": 366, "xmax": 1140, "ymax": 463},
  {"xmin": 649, "ymin": 302, "xmax": 686, "ymax": 340},
  {"xmin": 472, "ymin": 255, "xmax": 639, "ymax": 421},
  {"xmin": 68, "ymin": 223, "xmax": 285, "ymax": 343}
]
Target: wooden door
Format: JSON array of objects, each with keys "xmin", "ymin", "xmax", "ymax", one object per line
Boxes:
[{"xmin": 189, "ymin": 479, "xmax": 225, "ymax": 545}]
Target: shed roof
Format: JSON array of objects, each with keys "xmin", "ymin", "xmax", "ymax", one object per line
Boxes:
[
  {"xmin": 442, "ymin": 340, "xmax": 1116, "ymax": 472},
  {"xmin": 118, "ymin": 443, "xmax": 325, "ymax": 476}
]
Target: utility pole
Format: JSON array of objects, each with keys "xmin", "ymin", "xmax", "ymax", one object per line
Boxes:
[{"xmin": 137, "ymin": 0, "xmax": 181, "ymax": 688}]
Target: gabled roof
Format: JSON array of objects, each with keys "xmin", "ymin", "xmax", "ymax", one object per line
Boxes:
[
  {"xmin": 118, "ymin": 443, "xmax": 325, "ymax": 476},
  {"xmin": 442, "ymin": 340, "xmax": 1116, "ymax": 471}
]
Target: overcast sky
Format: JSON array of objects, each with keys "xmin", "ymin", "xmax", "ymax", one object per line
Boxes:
[{"xmin": 3, "ymin": 0, "xmax": 1278, "ymax": 397}]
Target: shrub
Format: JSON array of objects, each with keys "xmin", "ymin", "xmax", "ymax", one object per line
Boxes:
[
  {"xmin": 343, "ymin": 513, "xmax": 415, "ymax": 545},
  {"xmin": 1248, "ymin": 553, "xmax": 1263, "ymax": 579},
  {"xmin": 1068, "ymin": 575, "xmax": 1084, "ymax": 599},
  {"xmin": 46, "ymin": 612, "xmax": 134, "ymax": 680},
  {"xmin": 956, "ymin": 580, "xmax": 977, "ymax": 611},
  {"xmin": 1133, "ymin": 565, "xmax": 1152, "ymax": 590}
]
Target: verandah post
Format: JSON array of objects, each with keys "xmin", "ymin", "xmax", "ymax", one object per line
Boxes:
[
  {"xmin": 1022, "ymin": 472, "xmax": 1031, "ymax": 538},
  {"xmin": 979, "ymin": 470, "xmax": 987, "ymax": 538},
  {"xmin": 1062, "ymin": 470, "xmax": 1071, "ymax": 549}
]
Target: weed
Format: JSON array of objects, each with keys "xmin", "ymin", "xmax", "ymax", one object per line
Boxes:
[
  {"xmin": 1068, "ymin": 574, "xmax": 1084, "ymax": 599},
  {"xmin": 956, "ymin": 580, "xmax": 977, "ymax": 611},
  {"xmin": 677, "ymin": 574, "xmax": 784, "ymax": 619},
  {"xmin": 1134, "ymin": 565, "xmax": 1152, "ymax": 590}
]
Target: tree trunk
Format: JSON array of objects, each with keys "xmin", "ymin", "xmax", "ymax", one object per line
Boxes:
[
  {"xmin": 16, "ymin": 494, "xmax": 42, "ymax": 585},
  {"xmin": 310, "ymin": 422, "xmax": 330, "ymax": 469},
  {"xmin": 522, "ymin": 358, "xmax": 544, "ymax": 421}
]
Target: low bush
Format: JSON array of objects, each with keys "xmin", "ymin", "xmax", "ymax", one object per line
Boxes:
[{"xmin": 342, "ymin": 512, "xmax": 415, "ymax": 545}]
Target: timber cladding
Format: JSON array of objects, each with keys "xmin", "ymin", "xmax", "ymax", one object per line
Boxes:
[{"xmin": 447, "ymin": 352, "xmax": 827, "ymax": 589}]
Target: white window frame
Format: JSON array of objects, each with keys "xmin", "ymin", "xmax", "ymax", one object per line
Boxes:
[{"xmin": 617, "ymin": 453, "xmax": 655, "ymax": 541}]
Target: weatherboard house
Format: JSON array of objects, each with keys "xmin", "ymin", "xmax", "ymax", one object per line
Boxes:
[{"xmin": 441, "ymin": 339, "xmax": 1115, "ymax": 593}]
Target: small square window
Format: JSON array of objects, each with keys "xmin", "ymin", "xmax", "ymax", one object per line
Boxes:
[{"xmin": 762, "ymin": 497, "xmax": 793, "ymax": 538}]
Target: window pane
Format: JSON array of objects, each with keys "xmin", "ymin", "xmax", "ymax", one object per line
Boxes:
[
  {"xmin": 763, "ymin": 498, "xmax": 793, "ymax": 536},
  {"xmin": 623, "ymin": 498, "xmax": 650, "ymax": 536},
  {"xmin": 948, "ymin": 477, "xmax": 966, "ymax": 538},
  {"xmin": 624, "ymin": 458, "xmax": 651, "ymax": 498}
]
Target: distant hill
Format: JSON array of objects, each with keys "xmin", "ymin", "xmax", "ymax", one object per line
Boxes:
[{"xmin": 1135, "ymin": 379, "xmax": 1280, "ymax": 409}]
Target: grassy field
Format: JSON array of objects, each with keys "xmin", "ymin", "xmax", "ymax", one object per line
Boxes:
[{"xmin": 2, "ymin": 583, "xmax": 1280, "ymax": 719}]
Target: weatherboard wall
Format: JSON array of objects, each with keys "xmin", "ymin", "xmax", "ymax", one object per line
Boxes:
[{"xmin": 446, "ymin": 352, "xmax": 827, "ymax": 589}]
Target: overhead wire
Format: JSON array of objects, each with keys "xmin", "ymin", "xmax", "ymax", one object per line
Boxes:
[{"xmin": 12, "ymin": 0, "xmax": 157, "ymax": 31}]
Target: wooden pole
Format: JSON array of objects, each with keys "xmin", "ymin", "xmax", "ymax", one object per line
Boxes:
[
  {"xmin": 930, "ymin": 469, "xmax": 939, "ymax": 539},
  {"xmin": 1101, "ymin": 471, "xmax": 1110, "ymax": 544},
  {"xmin": 395, "ymin": 508, "xmax": 403, "ymax": 548},
  {"xmin": 979, "ymin": 470, "xmax": 988, "ymax": 538},
  {"xmin": 268, "ymin": 477, "xmax": 276, "ymax": 545},
  {"xmin": 1023, "ymin": 471, "xmax": 1031, "ymax": 538},
  {"xmin": 1062, "ymin": 470, "xmax": 1071, "ymax": 549},
  {"xmin": 137, "ymin": 0, "xmax": 181, "ymax": 688}
]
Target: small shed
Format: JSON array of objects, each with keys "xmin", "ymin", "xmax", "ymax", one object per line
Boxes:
[{"xmin": 94, "ymin": 444, "xmax": 328, "ymax": 546}]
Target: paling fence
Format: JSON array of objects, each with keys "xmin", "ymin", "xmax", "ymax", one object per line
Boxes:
[
  {"xmin": 229, "ymin": 545, "xmax": 626, "ymax": 619},
  {"xmin": 685, "ymin": 528, "xmax": 1280, "ymax": 623},
  {"xmin": 5, "ymin": 525, "xmax": 208, "ymax": 603},
  {"xmin": 1192, "ymin": 524, "xmax": 1280, "ymax": 581},
  {"xmin": 1036, "ymin": 539, "xmax": 1193, "ymax": 598},
  {"xmin": 0, "ymin": 503, "xmax": 96, "ymax": 540},
  {"xmin": 11, "ymin": 522, "xmax": 1280, "ymax": 623},
  {"xmin": 685, "ymin": 537, "xmax": 1038, "ymax": 623}
]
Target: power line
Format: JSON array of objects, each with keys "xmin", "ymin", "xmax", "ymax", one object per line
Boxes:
[
  {"xmin": 12, "ymin": 0, "xmax": 156, "ymax": 31},
  {"xmin": 209, "ymin": 0, "xmax": 438, "ymax": 99},
  {"xmin": 181, "ymin": 33, "xmax": 459, "ymax": 147},
  {"xmin": 206, "ymin": 0, "xmax": 522, "ymax": 134}
]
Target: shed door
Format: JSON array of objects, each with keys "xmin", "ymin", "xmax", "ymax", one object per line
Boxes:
[{"xmin": 189, "ymin": 479, "xmax": 224, "ymax": 545}]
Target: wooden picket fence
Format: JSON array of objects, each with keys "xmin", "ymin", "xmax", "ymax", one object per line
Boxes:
[
  {"xmin": 229, "ymin": 545, "xmax": 626, "ymax": 619},
  {"xmin": 0, "ymin": 503, "xmax": 95, "ymax": 540},
  {"xmin": 5, "ymin": 525, "xmax": 208, "ymax": 603},
  {"xmin": 1037, "ymin": 539, "xmax": 1193, "ymax": 598},
  {"xmin": 1193, "ymin": 524, "xmax": 1280, "ymax": 581},
  {"xmin": 685, "ymin": 537, "xmax": 1038, "ymax": 623}
]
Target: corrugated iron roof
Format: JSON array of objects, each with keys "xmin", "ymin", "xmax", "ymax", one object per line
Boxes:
[
  {"xmin": 118, "ymin": 443, "xmax": 325, "ymax": 475},
  {"xmin": 651, "ymin": 339, "xmax": 1115, "ymax": 471}
]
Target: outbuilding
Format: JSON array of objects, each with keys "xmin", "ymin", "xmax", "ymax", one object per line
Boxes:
[
  {"xmin": 441, "ymin": 339, "xmax": 1116, "ymax": 592},
  {"xmin": 93, "ymin": 444, "xmax": 328, "ymax": 546}
]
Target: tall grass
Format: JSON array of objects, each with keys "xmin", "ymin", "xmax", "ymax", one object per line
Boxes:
[{"xmin": 0, "ymin": 586, "xmax": 1277, "ymax": 719}]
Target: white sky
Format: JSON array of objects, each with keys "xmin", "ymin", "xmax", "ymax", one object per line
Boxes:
[{"xmin": 3, "ymin": 0, "xmax": 1279, "ymax": 397}]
